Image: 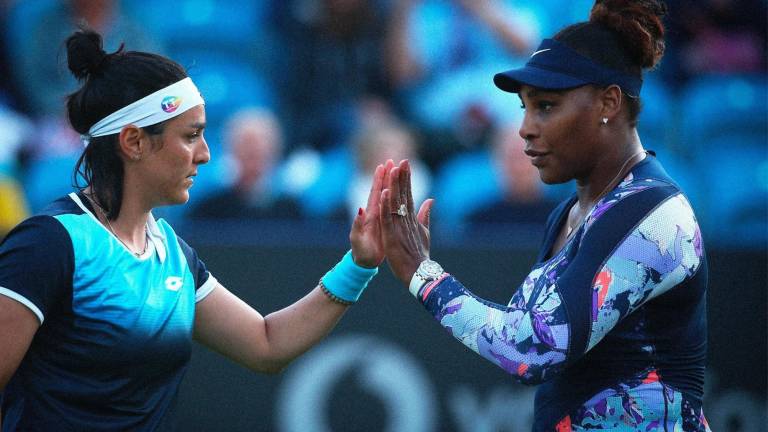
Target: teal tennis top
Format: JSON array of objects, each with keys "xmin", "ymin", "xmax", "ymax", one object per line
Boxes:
[{"xmin": 0, "ymin": 191, "xmax": 218, "ymax": 431}]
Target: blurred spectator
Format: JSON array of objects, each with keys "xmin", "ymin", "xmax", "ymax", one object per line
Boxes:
[
  {"xmin": 6, "ymin": 1, "xmax": 163, "ymax": 212},
  {"xmin": 287, "ymin": 97, "xmax": 433, "ymax": 220},
  {"xmin": 14, "ymin": 114, "xmax": 83, "ymax": 213},
  {"xmin": 337, "ymin": 117, "xmax": 432, "ymax": 221},
  {"xmin": 0, "ymin": 101, "xmax": 32, "ymax": 238},
  {"xmin": 0, "ymin": 176, "xmax": 29, "ymax": 239},
  {"xmin": 384, "ymin": 0, "xmax": 537, "ymax": 165},
  {"xmin": 0, "ymin": 101, "xmax": 32, "ymax": 177},
  {"xmin": 8, "ymin": 0, "xmax": 162, "ymax": 209},
  {"xmin": 275, "ymin": 0, "xmax": 392, "ymax": 151},
  {"xmin": 189, "ymin": 108, "xmax": 301, "ymax": 220},
  {"xmin": 22, "ymin": 116, "xmax": 82, "ymax": 162},
  {"xmin": 663, "ymin": 0, "xmax": 767, "ymax": 86},
  {"xmin": 466, "ymin": 122, "xmax": 554, "ymax": 228},
  {"xmin": 7, "ymin": 0, "xmax": 161, "ymax": 117},
  {"xmin": 0, "ymin": 1, "xmax": 21, "ymax": 108}
]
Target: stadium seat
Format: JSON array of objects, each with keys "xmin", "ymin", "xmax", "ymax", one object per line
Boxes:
[
  {"xmin": 124, "ymin": 1, "xmax": 272, "ymax": 51},
  {"xmin": 694, "ymin": 136, "xmax": 767, "ymax": 248},
  {"xmin": 678, "ymin": 74, "xmax": 768, "ymax": 152},
  {"xmin": 674, "ymin": 74, "xmax": 768, "ymax": 246},
  {"xmin": 170, "ymin": 49, "xmax": 275, "ymax": 132},
  {"xmin": 528, "ymin": 0, "xmax": 594, "ymax": 36},
  {"xmin": 638, "ymin": 77, "xmax": 675, "ymax": 153},
  {"xmin": 397, "ymin": 0, "xmax": 537, "ymax": 130},
  {"xmin": 432, "ymin": 150, "xmax": 500, "ymax": 228},
  {"xmin": 294, "ymin": 146, "xmax": 353, "ymax": 218},
  {"xmin": 22, "ymin": 155, "xmax": 80, "ymax": 213},
  {"xmin": 5, "ymin": 0, "xmax": 57, "ymax": 59},
  {"xmin": 650, "ymin": 147, "xmax": 704, "ymax": 215}
]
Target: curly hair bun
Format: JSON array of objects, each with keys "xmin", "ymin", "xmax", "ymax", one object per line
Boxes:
[
  {"xmin": 589, "ymin": 0, "xmax": 667, "ymax": 69},
  {"xmin": 66, "ymin": 28, "xmax": 109, "ymax": 80}
]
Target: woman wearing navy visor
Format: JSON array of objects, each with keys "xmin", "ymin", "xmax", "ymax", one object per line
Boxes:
[
  {"xmin": 0, "ymin": 28, "xmax": 390, "ymax": 431},
  {"xmin": 379, "ymin": 0, "xmax": 710, "ymax": 430}
]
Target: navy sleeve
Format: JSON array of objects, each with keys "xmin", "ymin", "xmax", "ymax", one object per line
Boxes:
[
  {"xmin": 0, "ymin": 216, "xmax": 73, "ymax": 323},
  {"xmin": 176, "ymin": 235, "xmax": 210, "ymax": 291}
]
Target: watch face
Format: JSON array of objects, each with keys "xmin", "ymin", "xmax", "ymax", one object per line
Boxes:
[{"xmin": 419, "ymin": 260, "xmax": 444, "ymax": 278}]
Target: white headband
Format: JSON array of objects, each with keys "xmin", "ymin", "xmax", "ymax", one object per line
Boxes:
[{"xmin": 81, "ymin": 77, "xmax": 204, "ymax": 147}]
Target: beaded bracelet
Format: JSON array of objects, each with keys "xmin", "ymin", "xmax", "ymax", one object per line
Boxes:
[{"xmin": 319, "ymin": 280, "xmax": 355, "ymax": 306}]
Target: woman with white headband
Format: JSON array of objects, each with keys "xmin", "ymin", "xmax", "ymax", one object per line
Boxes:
[{"xmin": 0, "ymin": 28, "xmax": 388, "ymax": 430}]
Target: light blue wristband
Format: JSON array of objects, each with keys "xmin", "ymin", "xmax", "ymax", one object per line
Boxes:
[{"xmin": 320, "ymin": 250, "xmax": 378, "ymax": 303}]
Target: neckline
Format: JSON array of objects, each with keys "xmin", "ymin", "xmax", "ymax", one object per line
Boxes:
[
  {"xmin": 539, "ymin": 155, "xmax": 656, "ymax": 262},
  {"xmin": 71, "ymin": 191, "xmax": 157, "ymax": 261}
]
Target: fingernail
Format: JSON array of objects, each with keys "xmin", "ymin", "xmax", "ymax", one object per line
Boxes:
[{"xmin": 358, "ymin": 207, "xmax": 363, "ymax": 216}]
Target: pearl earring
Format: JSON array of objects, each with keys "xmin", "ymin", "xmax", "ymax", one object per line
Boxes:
[{"xmin": 601, "ymin": 117, "xmax": 608, "ymax": 125}]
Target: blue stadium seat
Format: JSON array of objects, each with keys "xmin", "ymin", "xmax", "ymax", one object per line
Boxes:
[
  {"xmin": 5, "ymin": 0, "xmax": 56, "ymax": 59},
  {"xmin": 679, "ymin": 74, "xmax": 768, "ymax": 151},
  {"xmin": 695, "ymin": 136, "xmax": 767, "ymax": 248},
  {"xmin": 5, "ymin": 0, "xmax": 58, "ymax": 114},
  {"xmin": 638, "ymin": 77, "xmax": 675, "ymax": 153},
  {"xmin": 22, "ymin": 155, "xmax": 80, "ymax": 213},
  {"xmin": 399, "ymin": 0, "xmax": 530, "ymax": 130},
  {"xmin": 295, "ymin": 146, "xmax": 353, "ymax": 218},
  {"xmin": 171, "ymin": 49, "xmax": 275, "ymax": 131},
  {"xmin": 526, "ymin": 0, "xmax": 594, "ymax": 35},
  {"xmin": 675, "ymin": 74, "xmax": 768, "ymax": 246},
  {"xmin": 650, "ymin": 147, "xmax": 703, "ymax": 215},
  {"xmin": 432, "ymin": 150, "xmax": 500, "ymax": 228},
  {"xmin": 122, "ymin": 0, "xmax": 279, "ymax": 86},
  {"xmin": 123, "ymin": 1, "xmax": 271, "ymax": 50}
]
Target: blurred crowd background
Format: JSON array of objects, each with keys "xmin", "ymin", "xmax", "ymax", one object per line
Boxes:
[
  {"xmin": 0, "ymin": 1, "xmax": 765, "ymax": 429},
  {"xmin": 0, "ymin": 0, "xmax": 765, "ymax": 248}
]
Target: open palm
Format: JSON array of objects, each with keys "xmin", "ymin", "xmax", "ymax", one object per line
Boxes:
[{"xmin": 349, "ymin": 162, "xmax": 389, "ymax": 268}]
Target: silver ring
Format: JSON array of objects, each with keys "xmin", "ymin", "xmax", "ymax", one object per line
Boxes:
[{"xmin": 393, "ymin": 203, "xmax": 407, "ymax": 217}]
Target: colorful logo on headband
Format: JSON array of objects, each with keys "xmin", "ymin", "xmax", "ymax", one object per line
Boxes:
[{"xmin": 161, "ymin": 96, "xmax": 183, "ymax": 113}]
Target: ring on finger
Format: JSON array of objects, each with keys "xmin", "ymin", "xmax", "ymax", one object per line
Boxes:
[{"xmin": 391, "ymin": 203, "xmax": 407, "ymax": 217}]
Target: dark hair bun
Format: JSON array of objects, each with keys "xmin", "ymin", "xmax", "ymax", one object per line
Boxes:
[
  {"xmin": 589, "ymin": 0, "xmax": 667, "ymax": 69},
  {"xmin": 66, "ymin": 28, "xmax": 110, "ymax": 80}
]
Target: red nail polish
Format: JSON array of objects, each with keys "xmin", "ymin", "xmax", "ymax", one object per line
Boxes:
[{"xmin": 358, "ymin": 207, "xmax": 363, "ymax": 216}]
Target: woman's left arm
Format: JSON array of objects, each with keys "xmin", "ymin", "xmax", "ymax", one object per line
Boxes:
[{"xmin": 194, "ymin": 163, "xmax": 388, "ymax": 373}]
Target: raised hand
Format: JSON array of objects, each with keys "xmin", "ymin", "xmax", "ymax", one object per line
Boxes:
[
  {"xmin": 379, "ymin": 159, "xmax": 435, "ymax": 285},
  {"xmin": 349, "ymin": 162, "xmax": 389, "ymax": 268}
]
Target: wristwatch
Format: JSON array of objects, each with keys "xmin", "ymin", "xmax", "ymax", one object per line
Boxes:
[{"xmin": 408, "ymin": 259, "xmax": 446, "ymax": 297}]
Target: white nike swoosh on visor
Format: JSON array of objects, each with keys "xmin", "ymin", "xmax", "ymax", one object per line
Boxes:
[{"xmin": 531, "ymin": 48, "xmax": 552, "ymax": 57}]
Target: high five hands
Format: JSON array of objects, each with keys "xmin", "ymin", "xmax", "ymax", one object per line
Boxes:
[
  {"xmin": 354, "ymin": 159, "xmax": 435, "ymax": 286},
  {"xmin": 349, "ymin": 163, "xmax": 388, "ymax": 269}
]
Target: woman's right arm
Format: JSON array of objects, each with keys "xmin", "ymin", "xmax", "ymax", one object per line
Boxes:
[
  {"xmin": 0, "ymin": 285, "xmax": 38, "ymax": 429},
  {"xmin": 0, "ymin": 216, "xmax": 72, "ymax": 390},
  {"xmin": 193, "ymin": 163, "xmax": 389, "ymax": 374},
  {"xmin": 381, "ymin": 161, "xmax": 702, "ymax": 385},
  {"xmin": 0, "ymin": 296, "xmax": 39, "ymax": 389}
]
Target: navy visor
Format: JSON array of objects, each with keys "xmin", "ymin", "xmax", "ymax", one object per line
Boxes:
[{"xmin": 494, "ymin": 39, "xmax": 642, "ymax": 96}]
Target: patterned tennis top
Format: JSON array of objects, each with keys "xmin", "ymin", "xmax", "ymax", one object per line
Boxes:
[{"xmin": 415, "ymin": 155, "xmax": 710, "ymax": 431}]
